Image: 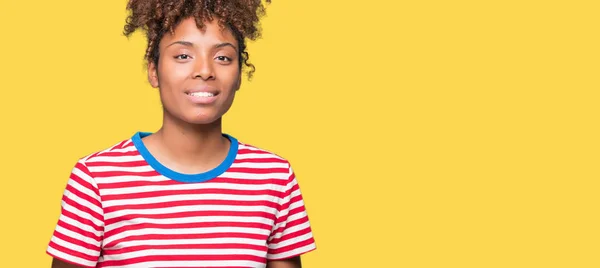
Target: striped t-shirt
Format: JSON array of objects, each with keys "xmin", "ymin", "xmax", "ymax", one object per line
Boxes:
[{"xmin": 46, "ymin": 132, "xmax": 316, "ymax": 268}]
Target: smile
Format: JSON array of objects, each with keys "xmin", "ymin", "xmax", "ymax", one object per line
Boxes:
[{"xmin": 187, "ymin": 92, "xmax": 215, "ymax": 97}]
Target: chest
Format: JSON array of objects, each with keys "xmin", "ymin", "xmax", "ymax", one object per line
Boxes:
[{"xmin": 96, "ymin": 178, "xmax": 283, "ymax": 267}]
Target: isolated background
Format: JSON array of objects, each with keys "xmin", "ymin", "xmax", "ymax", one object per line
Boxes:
[{"xmin": 0, "ymin": 0, "xmax": 598, "ymax": 267}]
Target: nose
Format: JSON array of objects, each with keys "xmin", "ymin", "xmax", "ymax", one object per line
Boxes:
[{"xmin": 192, "ymin": 55, "xmax": 215, "ymax": 80}]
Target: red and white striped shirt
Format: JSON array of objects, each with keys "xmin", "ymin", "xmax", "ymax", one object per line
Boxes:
[{"xmin": 47, "ymin": 132, "xmax": 316, "ymax": 268}]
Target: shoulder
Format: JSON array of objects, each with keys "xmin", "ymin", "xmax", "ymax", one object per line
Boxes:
[
  {"xmin": 236, "ymin": 140, "xmax": 291, "ymax": 165},
  {"xmin": 77, "ymin": 136, "xmax": 137, "ymax": 165},
  {"xmin": 233, "ymin": 139, "xmax": 298, "ymax": 177}
]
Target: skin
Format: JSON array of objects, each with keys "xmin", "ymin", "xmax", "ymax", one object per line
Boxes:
[{"xmin": 51, "ymin": 17, "xmax": 301, "ymax": 268}]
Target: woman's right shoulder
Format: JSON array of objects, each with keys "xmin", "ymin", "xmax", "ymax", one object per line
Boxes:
[{"xmin": 77, "ymin": 136, "xmax": 138, "ymax": 164}]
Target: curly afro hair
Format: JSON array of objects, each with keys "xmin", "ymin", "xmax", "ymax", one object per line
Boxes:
[{"xmin": 123, "ymin": 0, "xmax": 272, "ymax": 80}]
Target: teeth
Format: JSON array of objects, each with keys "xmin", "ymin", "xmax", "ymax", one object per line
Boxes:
[{"xmin": 189, "ymin": 92, "xmax": 215, "ymax": 97}]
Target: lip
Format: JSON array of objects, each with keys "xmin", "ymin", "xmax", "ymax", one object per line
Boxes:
[
  {"xmin": 185, "ymin": 85, "xmax": 219, "ymax": 95},
  {"xmin": 185, "ymin": 86, "xmax": 219, "ymax": 105}
]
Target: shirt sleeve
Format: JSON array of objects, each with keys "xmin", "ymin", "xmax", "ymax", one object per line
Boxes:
[
  {"xmin": 46, "ymin": 160, "xmax": 104, "ymax": 268},
  {"xmin": 267, "ymin": 163, "xmax": 316, "ymax": 260}
]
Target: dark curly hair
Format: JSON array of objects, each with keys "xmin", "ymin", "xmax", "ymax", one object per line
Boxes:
[{"xmin": 123, "ymin": 0, "xmax": 272, "ymax": 80}]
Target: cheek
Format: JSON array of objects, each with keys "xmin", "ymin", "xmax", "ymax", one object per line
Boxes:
[{"xmin": 158, "ymin": 62, "xmax": 190, "ymax": 88}]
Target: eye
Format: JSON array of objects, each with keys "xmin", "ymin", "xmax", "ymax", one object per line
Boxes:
[
  {"xmin": 215, "ymin": 56, "xmax": 231, "ymax": 62},
  {"xmin": 175, "ymin": 54, "xmax": 191, "ymax": 60}
]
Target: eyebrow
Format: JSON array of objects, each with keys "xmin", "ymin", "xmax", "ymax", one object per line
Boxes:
[{"xmin": 166, "ymin": 41, "xmax": 238, "ymax": 52}]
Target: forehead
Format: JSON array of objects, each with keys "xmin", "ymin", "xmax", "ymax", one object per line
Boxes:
[{"xmin": 161, "ymin": 17, "xmax": 238, "ymax": 47}]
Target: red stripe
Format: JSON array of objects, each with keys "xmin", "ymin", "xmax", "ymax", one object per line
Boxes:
[
  {"xmin": 99, "ymin": 179, "xmax": 179, "ymax": 189},
  {"xmin": 271, "ymin": 217, "xmax": 310, "ymax": 243},
  {"xmin": 62, "ymin": 194, "xmax": 103, "ymax": 223},
  {"xmin": 104, "ymin": 232, "xmax": 268, "ymax": 249},
  {"xmin": 104, "ymin": 199, "xmax": 279, "ymax": 214},
  {"xmin": 114, "ymin": 140, "xmax": 129, "ymax": 149},
  {"xmin": 61, "ymin": 209, "xmax": 103, "ymax": 232},
  {"xmin": 103, "ymin": 243, "xmax": 267, "ymax": 255},
  {"xmin": 86, "ymin": 160, "xmax": 148, "ymax": 167},
  {"xmin": 101, "ymin": 254, "xmax": 266, "ymax": 267},
  {"xmin": 234, "ymin": 158, "xmax": 288, "ymax": 164},
  {"xmin": 273, "ymin": 207, "xmax": 308, "ymax": 231},
  {"xmin": 102, "ymin": 188, "xmax": 286, "ymax": 201},
  {"xmin": 93, "ymin": 170, "xmax": 159, "ymax": 178},
  {"xmin": 48, "ymin": 240, "xmax": 98, "ymax": 261},
  {"xmin": 270, "ymin": 218, "xmax": 312, "ymax": 244},
  {"xmin": 268, "ymin": 237, "xmax": 315, "ymax": 255},
  {"xmin": 57, "ymin": 219, "xmax": 102, "ymax": 242},
  {"xmin": 237, "ymin": 148, "xmax": 275, "ymax": 155},
  {"xmin": 226, "ymin": 167, "xmax": 289, "ymax": 174},
  {"xmin": 105, "ymin": 210, "xmax": 275, "ymax": 226},
  {"xmin": 156, "ymin": 267, "xmax": 248, "ymax": 268},
  {"xmin": 47, "ymin": 250, "xmax": 96, "ymax": 268},
  {"xmin": 64, "ymin": 183, "xmax": 102, "ymax": 211},
  {"xmin": 99, "ymin": 177, "xmax": 288, "ymax": 190},
  {"xmin": 93, "ymin": 150, "xmax": 141, "ymax": 157},
  {"xmin": 212, "ymin": 177, "xmax": 288, "ymax": 186},
  {"xmin": 53, "ymin": 230, "xmax": 102, "ymax": 252},
  {"xmin": 104, "ymin": 221, "xmax": 272, "ymax": 238},
  {"xmin": 72, "ymin": 163, "xmax": 102, "ymax": 198}
]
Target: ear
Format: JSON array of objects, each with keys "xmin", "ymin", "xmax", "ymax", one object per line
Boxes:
[
  {"xmin": 148, "ymin": 61, "xmax": 159, "ymax": 88},
  {"xmin": 235, "ymin": 72, "xmax": 242, "ymax": 91}
]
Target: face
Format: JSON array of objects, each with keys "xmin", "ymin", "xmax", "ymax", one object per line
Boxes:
[{"xmin": 148, "ymin": 17, "xmax": 241, "ymax": 125}]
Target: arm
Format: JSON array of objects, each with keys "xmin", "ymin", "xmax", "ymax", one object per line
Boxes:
[
  {"xmin": 266, "ymin": 163, "xmax": 315, "ymax": 267},
  {"xmin": 46, "ymin": 161, "xmax": 104, "ymax": 268},
  {"xmin": 51, "ymin": 258, "xmax": 86, "ymax": 268},
  {"xmin": 266, "ymin": 256, "xmax": 302, "ymax": 268}
]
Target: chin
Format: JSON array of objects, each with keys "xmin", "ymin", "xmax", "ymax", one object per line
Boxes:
[{"xmin": 181, "ymin": 112, "xmax": 222, "ymax": 125}]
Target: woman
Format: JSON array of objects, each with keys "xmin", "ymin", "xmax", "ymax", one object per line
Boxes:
[{"xmin": 47, "ymin": 0, "xmax": 316, "ymax": 267}]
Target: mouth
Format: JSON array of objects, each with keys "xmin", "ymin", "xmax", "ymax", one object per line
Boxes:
[
  {"xmin": 186, "ymin": 91, "xmax": 218, "ymax": 97},
  {"xmin": 185, "ymin": 87, "xmax": 220, "ymax": 104}
]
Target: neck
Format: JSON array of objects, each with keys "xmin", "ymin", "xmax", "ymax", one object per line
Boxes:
[{"xmin": 148, "ymin": 109, "xmax": 230, "ymax": 173}]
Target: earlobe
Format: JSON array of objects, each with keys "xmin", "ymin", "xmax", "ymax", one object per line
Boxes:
[
  {"xmin": 148, "ymin": 61, "xmax": 159, "ymax": 88},
  {"xmin": 235, "ymin": 75, "xmax": 242, "ymax": 91}
]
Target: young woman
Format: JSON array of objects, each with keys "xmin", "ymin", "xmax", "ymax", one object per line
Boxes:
[{"xmin": 47, "ymin": 1, "xmax": 316, "ymax": 267}]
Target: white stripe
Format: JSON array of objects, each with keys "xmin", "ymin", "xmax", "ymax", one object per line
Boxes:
[
  {"xmin": 102, "ymin": 182, "xmax": 283, "ymax": 196},
  {"xmin": 91, "ymin": 162, "xmax": 288, "ymax": 173},
  {"xmin": 99, "ymin": 260, "xmax": 266, "ymax": 268},
  {"xmin": 117, "ymin": 237, "xmax": 266, "ymax": 248},
  {"xmin": 62, "ymin": 189, "xmax": 104, "ymax": 220},
  {"xmin": 88, "ymin": 165, "xmax": 155, "ymax": 173},
  {"xmin": 283, "ymin": 210, "xmax": 307, "ymax": 224},
  {"xmin": 70, "ymin": 169, "xmax": 101, "ymax": 200},
  {"xmin": 236, "ymin": 153, "xmax": 283, "ymax": 160},
  {"xmin": 231, "ymin": 162, "xmax": 289, "ymax": 169},
  {"xmin": 105, "ymin": 204, "xmax": 277, "ymax": 219},
  {"xmin": 269, "ymin": 227, "xmax": 313, "ymax": 248},
  {"xmin": 103, "ymin": 193, "xmax": 279, "ymax": 208},
  {"xmin": 220, "ymin": 172, "xmax": 289, "ymax": 180},
  {"xmin": 106, "ymin": 215, "xmax": 274, "ymax": 231},
  {"xmin": 51, "ymin": 235, "xmax": 101, "ymax": 257},
  {"xmin": 61, "ymin": 201, "xmax": 103, "ymax": 228},
  {"xmin": 59, "ymin": 213, "xmax": 103, "ymax": 237},
  {"xmin": 103, "ymin": 226, "xmax": 271, "ymax": 246},
  {"xmin": 103, "ymin": 145, "xmax": 137, "ymax": 154},
  {"xmin": 108, "ymin": 248, "xmax": 265, "ymax": 261},
  {"xmin": 47, "ymin": 246, "xmax": 98, "ymax": 267},
  {"xmin": 88, "ymin": 155, "xmax": 144, "ymax": 162},
  {"xmin": 53, "ymin": 225, "xmax": 100, "ymax": 250},
  {"xmin": 267, "ymin": 243, "xmax": 315, "ymax": 260},
  {"xmin": 96, "ymin": 175, "xmax": 165, "ymax": 184},
  {"xmin": 269, "ymin": 221, "xmax": 312, "ymax": 243},
  {"xmin": 288, "ymin": 197, "xmax": 306, "ymax": 212}
]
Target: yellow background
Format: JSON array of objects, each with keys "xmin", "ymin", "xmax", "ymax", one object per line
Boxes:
[{"xmin": 0, "ymin": 0, "xmax": 598, "ymax": 267}]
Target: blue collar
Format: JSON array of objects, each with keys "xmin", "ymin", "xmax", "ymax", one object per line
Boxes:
[{"xmin": 131, "ymin": 131, "xmax": 238, "ymax": 183}]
